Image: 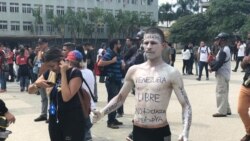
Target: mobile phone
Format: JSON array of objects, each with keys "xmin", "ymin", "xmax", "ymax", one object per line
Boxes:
[{"xmin": 46, "ymin": 82, "xmax": 55, "ymax": 86}]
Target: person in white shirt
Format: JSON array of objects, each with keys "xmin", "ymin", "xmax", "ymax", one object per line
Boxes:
[
  {"xmin": 181, "ymin": 45, "xmax": 191, "ymax": 75},
  {"xmin": 196, "ymin": 41, "xmax": 211, "ymax": 81},
  {"xmin": 232, "ymin": 40, "xmax": 246, "ymax": 72},
  {"xmin": 81, "ymin": 61, "xmax": 96, "ymax": 141}
]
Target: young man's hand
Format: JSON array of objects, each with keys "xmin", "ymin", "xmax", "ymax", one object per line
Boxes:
[
  {"xmin": 4, "ymin": 111, "xmax": 16, "ymax": 124},
  {"xmin": 178, "ymin": 134, "xmax": 188, "ymax": 141},
  {"xmin": 90, "ymin": 110, "xmax": 104, "ymax": 124}
]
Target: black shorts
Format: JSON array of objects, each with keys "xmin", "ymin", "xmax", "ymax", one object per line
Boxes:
[{"xmin": 133, "ymin": 125, "xmax": 171, "ymax": 141}]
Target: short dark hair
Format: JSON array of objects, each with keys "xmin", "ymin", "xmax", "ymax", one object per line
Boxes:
[
  {"xmin": 126, "ymin": 37, "xmax": 132, "ymax": 41},
  {"xmin": 109, "ymin": 39, "xmax": 119, "ymax": 50},
  {"xmin": 145, "ymin": 27, "xmax": 165, "ymax": 43},
  {"xmin": 38, "ymin": 38, "xmax": 48, "ymax": 45},
  {"xmin": 83, "ymin": 42, "xmax": 91, "ymax": 47},
  {"xmin": 63, "ymin": 42, "xmax": 75, "ymax": 51},
  {"xmin": 44, "ymin": 48, "xmax": 63, "ymax": 62}
]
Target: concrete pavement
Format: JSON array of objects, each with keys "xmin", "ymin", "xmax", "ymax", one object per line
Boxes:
[{"xmin": 1, "ymin": 54, "xmax": 247, "ymax": 141}]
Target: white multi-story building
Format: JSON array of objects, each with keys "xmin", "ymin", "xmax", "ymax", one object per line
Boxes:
[{"xmin": 0, "ymin": 0, "xmax": 158, "ymax": 41}]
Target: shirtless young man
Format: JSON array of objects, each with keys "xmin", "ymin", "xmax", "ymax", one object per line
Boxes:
[{"xmin": 92, "ymin": 27, "xmax": 192, "ymax": 141}]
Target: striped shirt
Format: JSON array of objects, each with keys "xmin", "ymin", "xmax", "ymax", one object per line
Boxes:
[{"xmin": 102, "ymin": 48, "xmax": 123, "ymax": 82}]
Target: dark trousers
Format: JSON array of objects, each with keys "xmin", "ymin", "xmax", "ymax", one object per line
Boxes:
[
  {"xmin": 49, "ymin": 109, "xmax": 85, "ymax": 141},
  {"xmin": 8, "ymin": 64, "xmax": 14, "ymax": 81},
  {"xmin": 182, "ymin": 60, "xmax": 189, "ymax": 74},
  {"xmin": 234, "ymin": 56, "xmax": 244, "ymax": 71},
  {"xmin": 0, "ymin": 71, "xmax": 7, "ymax": 90},
  {"xmin": 198, "ymin": 61, "xmax": 209, "ymax": 79},
  {"xmin": 105, "ymin": 80, "xmax": 123, "ymax": 124},
  {"xmin": 133, "ymin": 125, "xmax": 171, "ymax": 141},
  {"xmin": 188, "ymin": 58, "xmax": 194, "ymax": 74}
]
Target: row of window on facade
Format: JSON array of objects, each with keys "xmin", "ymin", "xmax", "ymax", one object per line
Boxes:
[
  {"xmin": 0, "ymin": 20, "xmax": 105, "ymax": 33},
  {"xmin": 0, "ymin": 0, "xmax": 154, "ymax": 14}
]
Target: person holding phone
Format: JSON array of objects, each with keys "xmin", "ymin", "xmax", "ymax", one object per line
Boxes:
[{"xmin": 28, "ymin": 48, "xmax": 86, "ymax": 141}]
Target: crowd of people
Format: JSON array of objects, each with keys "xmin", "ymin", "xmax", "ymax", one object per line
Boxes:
[{"xmin": 0, "ymin": 27, "xmax": 250, "ymax": 141}]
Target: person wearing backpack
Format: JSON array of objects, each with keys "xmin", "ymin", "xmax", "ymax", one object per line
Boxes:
[
  {"xmin": 28, "ymin": 48, "xmax": 86, "ymax": 141},
  {"xmin": 98, "ymin": 39, "xmax": 125, "ymax": 129},
  {"xmin": 196, "ymin": 41, "xmax": 211, "ymax": 81},
  {"xmin": 209, "ymin": 32, "xmax": 231, "ymax": 118}
]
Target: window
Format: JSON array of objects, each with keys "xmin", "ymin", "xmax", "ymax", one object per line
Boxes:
[
  {"xmin": 87, "ymin": 8, "xmax": 93, "ymax": 13},
  {"xmin": 115, "ymin": 10, "xmax": 120, "ymax": 16},
  {"xmin": 0, "ymin": 21, "xmax": 7, "ymax": 30},
  {"xmin": 67, "ymin": 7, "xmax": 75, "ymax": 11},
  {"xmin": 22, "ymin": 3, "xmax": 31, "ymax": 13},
  {"xmin": 56, "ymin": 6, "xmax": 64, "ymax": 15},
  {"xmin": 34, "ymin": 4, "xmax": 43, "ymax": 14},
  {"xmin": 106, "ymin": 9, "xmax": 112, "ymax": 14},
  {"xmin": 11, "ymin": 21, "xmax": 20, "ymax": 31},
  {"xmin": 36, "ymin": 24, "xmax": 43, "ymax": 32},
  {"xmin": 77, "ymin": 7, "xmax": 85, "ymax": 12},
  {"xmin": 123, "ymin": 0, "xmax": 130, "ymax": 4},
  {"xmin": 97, "ymin": 24, "xmax": 104, "ymax": 33},
  {"xmin": 0, "ymin": 2, "xmax": 7, "ymax": 12},
  {"xmin": 10, "ymin": 3, "xmax": 19, "ymax": 13},
  {"xmin": 46, "ymin": 5, "xmax": 54, "ymax": 15},
  {"xmin": 23, "ymin": 21, "xmax": 32, "ymax": 31},
  {"xmin": 46, "ymin": 23, "xmax": 54, "ymax": 32},
  {"xmin": 132, "ymin": 0, "xmax": 137, "ymax": 4}
]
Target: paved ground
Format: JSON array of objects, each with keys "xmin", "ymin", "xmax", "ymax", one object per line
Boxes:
[{"xmin": 1, "ymin": 54, "xmax": 247, "ymax": 141}]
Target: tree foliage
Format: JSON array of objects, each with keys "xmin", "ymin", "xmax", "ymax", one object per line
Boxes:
[
  {"xmin": 169, "ymin": 13, "xmax": 209, "ymax": 44},
  {"xmin": 168, "ymin": 0, "xmax": 250, "ymax": 44}
]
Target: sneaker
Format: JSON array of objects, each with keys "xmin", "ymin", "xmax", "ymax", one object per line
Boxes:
[
  {"xmin": 212, "ymin": 113, "xmax": 227, "ymax": 117},
  {"xmin": 232, "ymin": 69, "xmax": 237, "ymax": 72},
  {"xmin": 196, "ymin": 78, "xmax": 201, "ymax": 81},
  {"xmin": 126, "ymin": 132, "xmax": 133, "ymax": 141},
  {"xmin": 34, "ymin": 115, "xmax": 47, "ymax": 122},
  {"xmin": 241, "ymin": 134, "xmax": 250, "ymax": 141},
  {"xmin": 107, "ymin": 123, "xmax": 119, "ymax": 129},
  {"xmin": 113, "ymin": 119, "xmax": 123, "ymax": 125}
]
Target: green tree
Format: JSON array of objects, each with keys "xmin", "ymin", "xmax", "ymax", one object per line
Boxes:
[
  {"xmin": 174, "ymin": 0, "xmax": 199, "ymax": 18},
  {"xmin": 88, "ymin": 8, "xmax": 104, "ymax": 43},
  {"xmin": 206, "ymin": 0, "xmax": 250, "ymax": 38},
  {"xmin": 104, "ymin": 12, "xmax": 120, "ymax": 39},
  {"xmin": 169, "ymin": 13, "xmax": 209, "ymax": 44},
  {"xmin": 159, "ymin": 3, "xmax": 175, "ymax": 27},
  {"xmin": 32, "ymin": 7, "xmax": 43, "ymax": 35}
]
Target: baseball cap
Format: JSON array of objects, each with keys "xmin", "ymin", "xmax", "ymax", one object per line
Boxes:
[
  {"xmin": 215, "ymin": 32, "xmax": 229, "ymax": 40},
  {"xmin": 66, "ymin": 50, "xmax": 83, "ymax": 62}
]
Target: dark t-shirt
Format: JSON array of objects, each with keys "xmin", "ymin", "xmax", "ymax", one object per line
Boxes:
[
  {"xmin": 87, "ymin": 49, "xmax": 96, "ymax": 71},
  {"xmin": 0, "ymin": 99, "xmax": 8, "ymax": 116},
  {"xmin": 44, "ymin": 68, "xmax": 83, "ymax": 112},
  {"xmin": 28, "ymin": 52, "xmax": 36, "ymax": 68}
]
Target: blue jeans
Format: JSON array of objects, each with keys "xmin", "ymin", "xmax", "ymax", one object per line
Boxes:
[
  {"xmin": 0, "ymin": 71, "xmax": 7, "ymax": 90},
  {"xmin": 198, "ymin": 61, "xmax": 209, "ymax": 79},
  {"xmin": 105, "ymin": 80, "xmax": 123, "ymax": 124},
  {"xmin": 19, "ymin": 76, "xmax": 29, "ymax": 90}
]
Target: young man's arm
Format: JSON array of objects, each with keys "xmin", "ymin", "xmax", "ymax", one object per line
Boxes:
[
  {"xmin": 91, "ymin": 66, "xmax": 135, "ymax": 123},
  {"xmin": 171, "ymin": 70, "xmax": 192, "ymax": 141}
]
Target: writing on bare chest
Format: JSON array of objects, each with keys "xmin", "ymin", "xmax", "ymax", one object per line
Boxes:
[{"xmin": 135, "ymin": 76, "xmax": 167, "ymax": 84}]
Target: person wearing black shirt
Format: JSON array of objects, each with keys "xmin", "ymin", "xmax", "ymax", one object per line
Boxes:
[{"xmin": 28, "ymin": 48, "xmax": 86, "ymax": 141}]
